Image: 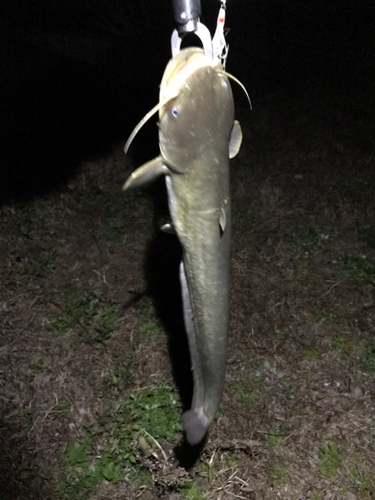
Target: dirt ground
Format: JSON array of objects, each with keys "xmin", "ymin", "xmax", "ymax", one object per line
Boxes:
[{"xmin": 1, "ymin": 79, "xmax": 375, "ymax": 500}]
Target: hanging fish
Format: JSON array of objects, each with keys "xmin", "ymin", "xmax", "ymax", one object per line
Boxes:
[{"xmin": 124, "ymin": 46, "xmax": 247, "ymax": 445}]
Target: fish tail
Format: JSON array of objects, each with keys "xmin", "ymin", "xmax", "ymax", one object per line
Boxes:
[{"xmin": 181, "ymin": 409, "xmax": 209, "ymax": 446}]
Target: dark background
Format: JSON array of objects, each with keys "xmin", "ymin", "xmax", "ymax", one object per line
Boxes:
[{"xmin": 1, "ymin": 0, "xmax": 374, "ymax": 200}]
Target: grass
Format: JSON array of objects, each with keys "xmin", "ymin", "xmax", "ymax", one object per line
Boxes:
[
  {"xmin": 16, "ymin": 250, "xmax": 56, "ymax": 278},
  {"xmin": 267, "ymin": 427, "xmax": 285, "ymax": 445},
  {"xmin": 358, "ymin": 341, "xmax": 375, "ymax": 373},
  {"xmin": 58, "ymin": 382, "xmax": 182, "ymax": 498},
  {"xmin": 232, "ymin": 378, "xmax": 262, "ymax": 406},
  {"xmin": 311, "ymin": 307, "xmax": 338, "ymax": 325},
  {"xmin": 180, "ymin": 482, "xmax": 205, "ymax": 500},
  {"xmin": 140, "ymin": 321, "xmax": 161, "ymax": 337},
  {"xmin": 338, "ymin": 254, "xmax": 375, "ymax": 285},
  {"xmin": 46, "ymin": 287, "xmax": 117, "ymax": 343},
  {"xmin": 124, "ymin": 382, "xmax": 182, "ymax": 441},
  {"xmin": 349, "ymin": 464, "xmax": 375, "ymax": 497},
  {"xmin": 1, "ymin": 79, "xmax": 375, "ymax": 499},
  {"xmin": 290, "ymin": 225, "xmax": 322, "ymax": 253},
  {"xmin": 107, "ymin": 361, "xmax": 132, "ymax": 392},
  {"xmin": 58, "ymin": 436, "xmax": 124, "ymax": 500},
  {"xmin": 56, "ymin": 401, "xmax": 72, "ymax": 417},
  {"xmin": 269, "ymin": 463, "xmax": 289, "ymax": 485},
  {"xmin": 318, "ymin": 442, "xmax": 342, "ymax": 479},
  {"xmin": 303, "ymin": 348, "xmax": 320, "ymax": 361},
  {"xmin": 331, "ymin": 334, "xmax": 353, "ymax": 353},
  {"xmin": 105, "ymin": 218, "xmax": 127, "ymax": 243}
]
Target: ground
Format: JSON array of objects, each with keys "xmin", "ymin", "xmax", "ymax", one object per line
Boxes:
[{"xmin": 0, "ymin": 82, "xmax": 375, "ymax": 500}]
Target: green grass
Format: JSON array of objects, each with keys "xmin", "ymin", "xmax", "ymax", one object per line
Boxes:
[
  {"xmin": 105, "ymin": 218, "xmax": 127, "ymax": 243},
  {"xmin": 28, "ymin": 357, "xmax": 45, "ymax": 374},
  {"xmin": 124, "ymin": 382, "xmax": 182, "ymax": 441},
  {"xmin": 46, "ymin": 287, "xmax": 117, "ymax": 342},
  {"xmin": 140, "ymin": 321, "xmax": 161, "ymax": 337},
  {"xmin": 58, "ymin": 436, "xmax": 124, "ymax": 500},
  {"xmin": 312, "ymin": 491, "xmax": 322, "ymax": 500},
  {"xmin": 318, "ymin": 442, "xmax": 342, "ymax": 479},
  {"xmin": 311, "ymin": 307, "xmax": 338, "ymax": 325},
  {"xmin": 331, "ymin": 335, "xmax": 353, "ymax": 353},
  {"xmin": 180, "ymin": 482, "xmax": 205, "ymax": 500},
  {"xmin": 303, "ymin": 348, "xmax": 320, "ymax": 361},
  {"xmin": 331, "ymin": 335, "xmax": 375, "ymax": 373},
  {"xmin": 224, "ymin": 455, "xmax": 236, "ymax": 467},
  {"xmin": 107, "ymin": 361, "xmax": 132, "ymax": 392},
  {"xmin": 338, "ymin": 254, "xmax": 375, "ymax": 285},
  {"xmin": 358, "ymin": 341, "xmax": 375, "ymax": 373},
  {"xmin": 349, "ymin": 464, "xmax": 375, "ymax": 497},
  {"xmin": 135, "ymin": 296, "xmax": 158, "ymax": 323},
  {"xmin": 269, "ymin": 463, "xmax": 289, "ymax": 484},
  {"xmin": 19, "ymin": 407, "xmax": 37, "ymax": 430},
  {"xmin": 232, "ymin": 378, "xmax": 261, "ymax": 406},
  {"xmin": 48, "ymin": 314, "xmax": 74, "ymax": 336},
  {"xmin": 58, "ymin": 382, "xmax": 182, "ymax": 499},
  {"xmin": 267, "ymin": 427, "xmax": 285, "ymax": 445},
  {"xmin": 291, "ymin": 225, "xmax": 322, "ymax": 253},
  {"xmin": 56, "ymin": 401, "xmax": 71, "ymax": 417},
  {"xmin": 273, "ymin": 328, "xmax": 285, "ymax": 339},
  {"xmin": 16, "ymin": 250, "xmax": 56, "ymax": 278}
]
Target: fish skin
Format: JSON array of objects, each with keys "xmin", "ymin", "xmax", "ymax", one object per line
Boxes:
[{"xmin": 124, "ymin": 47, "xmax": 241, "ymax": 445}]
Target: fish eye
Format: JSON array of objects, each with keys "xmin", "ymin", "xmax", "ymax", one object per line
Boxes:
[{"xmin": 171, "ymin": 106, "xmax": 179, "ymax": 117}]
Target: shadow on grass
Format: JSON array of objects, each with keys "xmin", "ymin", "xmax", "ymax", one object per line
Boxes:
[
  {"xmin": 144, "ymin": 195, "xmax": 193, "ymax": 412},
  {"xmin": 0, "ymin": 418, "xmax": 51, "ymax": 500}
]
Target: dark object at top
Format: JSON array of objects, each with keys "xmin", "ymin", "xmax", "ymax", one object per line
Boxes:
[{"xmin": 171, "ymin": 0, "xmax": 201, "ymax": 34}]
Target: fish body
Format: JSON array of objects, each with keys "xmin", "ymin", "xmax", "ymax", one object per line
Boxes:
[{"xmin": 124, "ymin": 47, "xmax": 242, "ymax": 445}]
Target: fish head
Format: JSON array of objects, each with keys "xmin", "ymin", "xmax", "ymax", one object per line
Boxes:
[{"xmin": 157, "ymin": 47, "xmax": 235, "ymax": 173}]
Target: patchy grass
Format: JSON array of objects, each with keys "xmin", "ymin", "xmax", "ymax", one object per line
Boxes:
[
  {"xmin": 359, "ymin": 341, "xmax": 375, "ymax": 373},
  {"xmin": 45, "ymin": 287, "xmax": 118, "ymax": 343},
  {"xmin": 58, "ymin": 382, "xmax": 182, "ymax": 499},
  {"xmin": 303, "ymin": 348, "xmax": 320, "ymax": 361},
  {"xmin": 124, "ymin": 382, "xmax": 182, "ymax": 442},
  {"xmin": 180, "ymin": 482, "xmax": 205, "ymax": 500},
  {"xmin": 140, "ymin": 321, "xmax": 161, "ymax": 337},
  {"xmin": 232, "ymin": 377, "xmax": 262, "ymax": 406},
  {"xmin": 269, "ymin": 462, "xmax": 289, "ymax": 485},
  {"xmin": 267, "ymin": 427, "xmax": 285, "ymax": 446},
  {"xmin": 318, "ymin": 442, "xmax": 342, "ymax": 479},
  {"xmin": 338, "ymin": 254, "xmax": 375, "ymax": 285}
]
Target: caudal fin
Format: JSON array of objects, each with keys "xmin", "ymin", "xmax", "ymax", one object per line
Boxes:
[{"xmin": 181, "ymin": 409, "xmax": 209, "ymax": 446}]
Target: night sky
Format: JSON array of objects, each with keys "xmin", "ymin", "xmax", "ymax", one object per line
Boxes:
[{"xmin": 0, "ymin": 0, "xmax": 373, "ymax": 200}]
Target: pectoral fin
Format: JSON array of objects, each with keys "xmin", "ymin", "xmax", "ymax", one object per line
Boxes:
[
  {"xmin": 219, "ymin": 207, "xmax": 226, "ymax": 233},
  {"xmin": 160, "ymin": 222, "xmax": 177, "ymax": 234},
  {"xmin": 122, "ymin": 157, "xmax": 170, "ymax": 190},
  {"xmin": 229, "ymin": 121, "xmax": 243, "ymax": 159}
]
